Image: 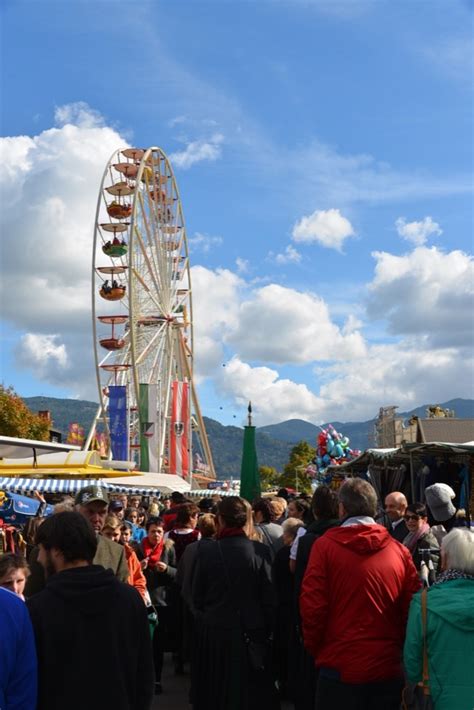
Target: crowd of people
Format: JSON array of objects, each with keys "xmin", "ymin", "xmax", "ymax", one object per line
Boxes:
[{"xmin": 0, "ymin": 479, "xmax": 473, "ymax": 710}]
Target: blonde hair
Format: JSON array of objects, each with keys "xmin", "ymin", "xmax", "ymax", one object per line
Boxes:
[
  {"xmin": 148, "ymin": 503, "xmax": 160, "ymax": 517},
  {"xmin": 242, "ymin": 499, "xmax": 262, "ymax": 542},
  {"xmin": 103, "ymin": 514, "xmax": 120, "ymax": 531},
  {"xmin": 270, "ymin": 497, "xmax": 287, "ymax": 520}
]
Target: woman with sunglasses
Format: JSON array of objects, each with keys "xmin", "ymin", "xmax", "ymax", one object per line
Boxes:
[{"xmin": 403, "ymin": 503, "xmax": 440, "ymax": 581}]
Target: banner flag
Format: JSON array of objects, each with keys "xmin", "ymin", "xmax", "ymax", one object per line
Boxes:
[
  {"xmin": 139, "ymin": 383, "xmax": 159, "ymax": 472},
  {"xmin": 170, "ymin": 381, "xmax": 189, "ymax": 478},
  {"xmin": 109, "ymin": 385, "xmax": 128, "ymax": 461},
  {"xmin": 240, "ymin": 425, "xmax": 260, "ymax": 502}
]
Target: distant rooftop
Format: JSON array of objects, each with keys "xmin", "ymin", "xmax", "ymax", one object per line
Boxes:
[{"xmin": 417, "ymin": 418, "xmax": 474, "ymax": 444}]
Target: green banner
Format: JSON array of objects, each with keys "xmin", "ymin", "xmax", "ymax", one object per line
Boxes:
[{"xmin": 239, "ymin": 425, "xmax": 260, "ymax": 502}]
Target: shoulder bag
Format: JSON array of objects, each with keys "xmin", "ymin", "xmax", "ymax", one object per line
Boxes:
[{"xmin": 402, "ymin": 588, "xmax": 434, "ymax": 710}]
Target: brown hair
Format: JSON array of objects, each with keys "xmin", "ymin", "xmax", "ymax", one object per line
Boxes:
[{"xmin": 197, "ymin": 513, "xmax": 217, "ymax": 538}]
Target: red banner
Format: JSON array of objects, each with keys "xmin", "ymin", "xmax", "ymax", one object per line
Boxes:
[{"xmin": 169, "ymin": 381, "xmax": 189, "ymax": 478}]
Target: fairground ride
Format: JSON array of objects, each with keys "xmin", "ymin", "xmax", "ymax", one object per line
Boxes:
[{"xmin": 85, "ymin": 147, "xmax": 215, "ymax": 484}]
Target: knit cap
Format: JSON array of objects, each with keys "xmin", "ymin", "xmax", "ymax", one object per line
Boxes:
[{"xmin": 425, "ymin": 483, "xmax": 456, "ymax": 521}]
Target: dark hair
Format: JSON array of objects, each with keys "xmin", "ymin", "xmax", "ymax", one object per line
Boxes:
[
  {"xmin": 145, "ymin": 516, "xmax": 164, "ymax": 532},
  {"xmin": 252, "ymin": 497, "xmax": 276, "ymax": 523},
  {"xmin": 23, "ymin": 517, "xmax": 44, "ymax": 546},
  {"xmin": 277, "ymin": 488, "xmax": 289, "ymax": 501},
  {"xmin": 198, "ymin": 497, "xmax": 214, "ymax": 512},
  {"xmin": 35, "ymin": 512, "xmax": 98, "ymax": 563},
  {"xmin": 311, "ymin": 485, "xmax": 339, "ymax": 520},
  {"xmin": 339, "ymin": 478, "xmax": 377, "ymax": 518},
  {"xmin": 171, "ymin": 492, "xmax": 185, "ymax": 504},
  {"xmin": 290, "ymin": 498, "xmax": 311, "ymax": 515},
  {"xmin": 0, "ymin": 553, "xmax": 29, "ymax": 580},
  {"xmin": 217, "ymin": 497, "xmax": 247, "ymax": 528},
  {"xmin": 406, "ymin": 502, "xmax": 428, "ymax": 518},
  {"xmin": 124, "ymin": 507, "xmax": 139, "ymax": 521},
  {"xmin": 137, "ymin": 507, "xmax": 147, "ymax": 526},
  {"xmin": 176, "ymin": 503, "xmax": 199, "ymax": 526}
]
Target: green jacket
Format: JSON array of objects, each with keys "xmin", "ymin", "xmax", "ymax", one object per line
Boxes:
[{"xmin": 404, "ymin": 579, "xmax": 474, "ymax": 710}]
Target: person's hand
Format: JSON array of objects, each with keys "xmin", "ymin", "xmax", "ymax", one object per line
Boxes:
[
  {"xmin": 140, "ymin": 558, "xmax": 149, "ymax": 570},
  {"xmin": 34, "ymin": 490, "xmax": 46, "ymax": 504},
  {"xmin": 156, "ymin": 561, "xmax": 167, "ymax": 573}
]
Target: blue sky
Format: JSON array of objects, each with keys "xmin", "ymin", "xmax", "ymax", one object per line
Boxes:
[{"xmin": 1, "ymin": 0, "xmax": 473, "ymax": 427}]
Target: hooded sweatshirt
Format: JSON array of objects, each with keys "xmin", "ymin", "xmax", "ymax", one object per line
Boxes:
[
  {"xmin": 404, "ymin": 578, "xmax": 474, "ymax": 710},
  {"xmin": 300, "ymin": 523, "xmax": 420, "ymax": 683},
  {"xmin": 27, "ymin": 565, "xmax": 154, "ymax": 710}
]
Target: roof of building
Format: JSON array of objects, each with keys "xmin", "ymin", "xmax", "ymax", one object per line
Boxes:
[{"xmin": 417, "ymin": 418, "xmax": 474, "ymax": 444}]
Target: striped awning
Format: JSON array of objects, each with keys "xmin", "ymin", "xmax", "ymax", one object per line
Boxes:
[
  {"xmin": 0, "ymin": 478, "xmax": 241, "ymax": 499},
  {"xmin": 186, "ymin": 489, "xmax": 237, "ymax": 497},
  {"xmin": 0, "ymin": 477, "xmax": 163, "ymax": 497}
]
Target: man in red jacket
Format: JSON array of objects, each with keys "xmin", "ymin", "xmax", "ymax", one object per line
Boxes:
[{"xmin": 300, "ymin": 477, "xmax": 420, "ymax": 710}]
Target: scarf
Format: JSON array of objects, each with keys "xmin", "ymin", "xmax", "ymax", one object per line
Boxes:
[
  {"xmin": 433, "ymin": 568, "xmax": 474, "ymax": 585},
  {"xmin": 142, "ymin": 535, "xmax": 165, "ymax": 568},
  {"xmin": 216, "ymin": 527, "xmax": 246, "ymax": 540},
  {"xmin": 403, "ymin": 521, "xmax": 430, "ymax": 553}
]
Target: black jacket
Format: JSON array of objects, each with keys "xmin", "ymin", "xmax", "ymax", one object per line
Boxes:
[
  {"xmin": 191, "ymin": 536, "xmax": 278, "ymax": 710},
  {"xmin": 27, "ymin": 565, "xmax": 154, "ymax": 710},
  {"xmin": 193, "ymin": 536, "xmax": 275, "ymax": 633},
  {"xmin": 389, "ymin": 518, "xmax": 409, "ymax": 543}
]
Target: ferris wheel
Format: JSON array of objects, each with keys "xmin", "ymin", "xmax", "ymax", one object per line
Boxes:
[{"xmin": 87, "ymin": 147, "xmax": 215, "ymax": 482}]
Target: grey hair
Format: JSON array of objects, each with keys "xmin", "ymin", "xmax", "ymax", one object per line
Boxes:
[
  {"xmin": 339, "ymin": 478, "xmax": 378, "ymax": 518},
  {"xmin": 282, "ymin": 517, "xmax": 305, "ymax": 538},
  {"xmin": 441, "ymin": 528, "xmax": 474, "ymax": 575}
]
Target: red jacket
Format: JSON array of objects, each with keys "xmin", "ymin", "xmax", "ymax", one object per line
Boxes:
[{"xmin": 300, "ymin": 523, "xmax": 420, "ymax": 683}]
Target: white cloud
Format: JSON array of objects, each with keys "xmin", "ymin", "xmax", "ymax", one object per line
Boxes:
[
  {"xmin": 367, "ymin": 246, "xmax": 474, "ymax": 348},
  {"xmin": 217, "ymin": 356, "xmax": 325, "ymax": 425},
  {"xmin": 169, "ymin": 133, "xmax": 224, "ymax": 169},
  {"xmin": 317, "ymin": 342, "xmax": 474, "ymax": 422},
  {"xmin": 188, "ymin": 232, "xmax": 223, "ymax": 253},
  {"xmin": 228, "ymin": 284, "xmax": 366, "ymax": 364},
  {"xmin": 292, "ymin": 208, "xmax": 355, "ymax": 251},
  {"xmin": 0, "ymin": 103, "xmax": 130, "ymax": 394},
  {"xmin": 191, "ymin": 266, "xmax": 244, "ymax": 377},
  {"xmin": 235, "ymin": 257, "xmax": 249, "ymax": 274},
  {"xmin": 271, "ymin": 244, "xmax": 302, "ymax": 264},
  {"xmin": 395, "ymin": 216, "xmax": 442, "ymax": 246},
  {"xmin": 16, "ymin": 334, "xmax": 68, "ymax": 379},
  {"xmin": 54, "ymin": 101, "xmax": 105, "ymax": 129}
]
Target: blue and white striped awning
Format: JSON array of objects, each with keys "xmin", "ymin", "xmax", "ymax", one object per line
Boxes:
[{"xmin": 0, "ymin": 477, "xmax": 163, "ymax": 497}]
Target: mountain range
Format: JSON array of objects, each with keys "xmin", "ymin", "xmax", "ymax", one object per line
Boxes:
[{"xmin": 24, "ymin": 396, "xmax": 474, "ymax": 479}]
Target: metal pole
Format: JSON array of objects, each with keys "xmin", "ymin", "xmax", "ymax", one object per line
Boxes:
[{"xmin": 409, "ymin": 452, "xmax": 415, "ymax": 503}]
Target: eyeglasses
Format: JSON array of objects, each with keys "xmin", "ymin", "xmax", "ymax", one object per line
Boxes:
[{"xmin": 404, "ymin": 514, "xmax": 420, "ymax": 521}]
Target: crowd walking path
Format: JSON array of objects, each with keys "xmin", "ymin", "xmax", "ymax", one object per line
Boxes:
[{"xmin": 152, "ymin": 654, "xmax": 293, "ymax": 709}]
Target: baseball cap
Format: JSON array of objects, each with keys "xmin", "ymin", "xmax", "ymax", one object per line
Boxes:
[
  {"xmin": 109, "ymin": 499, "xmax": 124, "ymax": 512},
  {"xmin": 75, "ymin": 485, "xmax": 109, "ymax": 507}
]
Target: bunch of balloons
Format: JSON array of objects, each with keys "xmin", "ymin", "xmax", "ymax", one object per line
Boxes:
[{"xmin": 314, "ymin": 424, "xmax": 360, "ymax": 482}]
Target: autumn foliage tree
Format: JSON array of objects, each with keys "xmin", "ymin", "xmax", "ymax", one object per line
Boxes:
[
  {"xmin": 0, "ymin": 386, "xmax": 50, "ymax": 441},
  {"xmin": 259, "ymin": 465, "xmax": 280, "ymax": 492},
  {"xmin": 279, "ymin": 440, "xmax": 315, "ymax": 494}
]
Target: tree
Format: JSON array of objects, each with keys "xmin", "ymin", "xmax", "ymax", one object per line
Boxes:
[
  {"xmin": 0, "ymin": 386, "xmax": 50, "ymax": 441},
  {"xmin": 279, "ymin": 440, "xmax": 315, "ymax": 495},
  {"xmin": 259, "ymin": 465, "xmax": 280, "ymax": 492}
]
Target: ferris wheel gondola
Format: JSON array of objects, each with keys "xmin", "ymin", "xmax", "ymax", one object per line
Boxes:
[{"xmin": 87, "ymin": 147, "xmax": 215, "ymax": 482}]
